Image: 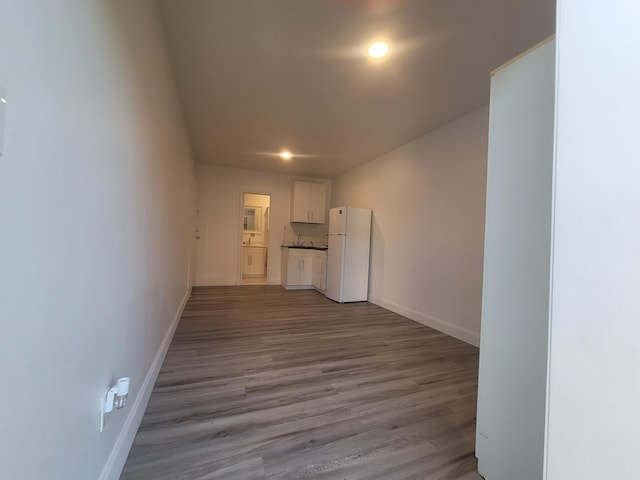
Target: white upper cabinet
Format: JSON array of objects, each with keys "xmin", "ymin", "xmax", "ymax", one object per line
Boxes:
[
  {"xmin": 308, "ymin": 183, "xmax": 326, "ymax": 224},
  {"xmin": 291, "ymin": 181, "xmax": 326, "ymax": 224}
]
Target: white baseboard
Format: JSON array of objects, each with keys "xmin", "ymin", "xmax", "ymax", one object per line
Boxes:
[
  {"xmin": 369, "ymin": 295, "xmax": 480, "ymax": 347},
  {"xmin": 98, "ymin": 288, "xmax": 191, "ymax": 480},
  {"xmin": 281, "ymin": 284, "xmax": 314, "ymax": 290}
]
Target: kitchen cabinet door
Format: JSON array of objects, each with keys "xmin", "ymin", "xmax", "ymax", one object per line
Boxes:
[
  {"xmin": 291, "ymin": 182, "xmax": 312, "ymax": 222},
  {"xmin": 288, "ymin": 252, "xmax": 302, "ymax": 284},
  {"xmin": 283, "ymin": 249, "xmax": 313, "ymax": 287},
  {"xmin": 312, "ymin": 250, "xmax": 326, "ymax": 291},
  {"xmin": 309, "ymin": 183, "xmax": 326, "ymax": 224},
  {"xmin": 299, "ymin": 251, "xmax": 312, "ymax": 285},
  {"xmin": 291, "ymin": 181, "xmax": 326, "ymax": 224}
]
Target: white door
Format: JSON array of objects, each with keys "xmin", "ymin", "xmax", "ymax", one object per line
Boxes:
[
  {"xmin": 309, "ymin": 183, "xmax": 326, "ymax": 224},
  {"xmin": 299, "ymin": 252, "xmax": 312, "ymax": 285},
  {"xmin": 287, "ymin": 251, "xmax": 303, "ymax": 285},
  {"xmin": 312, "ymin": 251, "xmax": 326, "ymax": 290},
  {"xmin": 291, "ymin": 182, "xmax": 311, "ymax": 222},
  {"xmin": 326, "ymin": 234, "xmax": 345, "ymax": 302}
]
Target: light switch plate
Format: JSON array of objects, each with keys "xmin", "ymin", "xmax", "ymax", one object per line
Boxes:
[{"xmin": 0, "ymin": 84, "xmax": 6, "ymax": 156}]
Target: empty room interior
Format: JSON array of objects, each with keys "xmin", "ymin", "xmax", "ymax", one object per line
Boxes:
[{"xmin": 1, "ymin": 1, "xmax": 639, "ymax": 480}]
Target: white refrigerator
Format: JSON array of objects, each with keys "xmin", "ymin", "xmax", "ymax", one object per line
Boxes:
[{"xmin": 326, "ymin": 206, "xmax": 372, "ymax": 303}]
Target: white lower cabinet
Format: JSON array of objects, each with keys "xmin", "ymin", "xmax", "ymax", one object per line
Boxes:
[
  {"xmin": 312, "ymin": 250, "xmax": 326, "ymax": 292},
  {"xmin": 281, "ymin": 247, "xmax": 314, "ymax": 289}
]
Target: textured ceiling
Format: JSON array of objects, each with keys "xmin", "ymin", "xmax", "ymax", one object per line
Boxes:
[{"xmin": 159, "ymin": 0, "xmax": 555, "ymax": 178}]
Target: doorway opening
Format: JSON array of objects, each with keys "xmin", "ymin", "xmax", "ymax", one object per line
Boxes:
[{"xmin": 241, "ymin": 193, "xmax": 271, "ymax": 285}]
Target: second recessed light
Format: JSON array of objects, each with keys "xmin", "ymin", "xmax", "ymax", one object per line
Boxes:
[
  {"xmin": 280, "ymin": 150, "xmax": 292, "ymax": 160},
  {"xmin": 368, "ymin": 40, "xmax": 389, "ymax": 59}
]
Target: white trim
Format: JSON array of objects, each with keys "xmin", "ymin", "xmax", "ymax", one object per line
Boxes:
[
  {"xmin": 369, "ymin": 295, "xmax": 480, "ymax": 347},
  {"xmin": 239, "ymin": 190, "xmax": 273, "ymax": 286},
  {"xmin": 98, "ymin": 288, "xmax": 191, "ymax": 480},
  {"xmin": 281, "ymin": 284, "xmax": 315, "ymax": 290}
]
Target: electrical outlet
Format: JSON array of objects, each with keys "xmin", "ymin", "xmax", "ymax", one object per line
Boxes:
[
  {"xmin": 98, "ymin": 378, "xmax": 130, "ymax": 432},
  {"xmin": 99, "ymin": 397, "xmax": 110, "ymax": 433},
  {"xmin": 0, "ymin": 84, "xmax": 6, "ymax": 156}
]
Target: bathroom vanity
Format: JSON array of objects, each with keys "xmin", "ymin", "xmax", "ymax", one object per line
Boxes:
[{"xmin": 242, "ymin": 245, "xmax": 267, "ymax": 277}]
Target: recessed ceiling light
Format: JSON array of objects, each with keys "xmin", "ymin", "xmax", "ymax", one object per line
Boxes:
[
  {"xmin": 280, "ymin": 150, "xmax": 292, "ymax": 160},
  {"xmin": 0, "ymin": 98, "xmax": 6, "ymax": 104},
  {"xmin": 368, "ymin": 40, "xmax": 389, "ymax": 59}
]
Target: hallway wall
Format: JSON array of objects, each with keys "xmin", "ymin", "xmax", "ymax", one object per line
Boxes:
[
  {"xmin": 332, "ymin": 107, "xmax": 489, "ymax": 345},
  {"xmin": 0, "ymin": 1, "xmax": 194, "ymax": 479},
  {"xmin": 546, "ymin": 1, "xmax": 640, "ymax": 478}
]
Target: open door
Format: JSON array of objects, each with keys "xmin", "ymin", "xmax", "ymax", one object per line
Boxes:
[{"xmin": 240, "ymin": 193, "xmax": 271, "ymax": 285}]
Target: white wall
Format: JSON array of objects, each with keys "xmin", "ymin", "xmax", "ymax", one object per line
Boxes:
[
  {"xmin": 195, "ymin": 164, "xmax": 330, "ymax": 286},
  {"xmin": 332, "ymin": 107, "xmax": 488, "ymax": 345},
  {"xmin": 0, "ymin": 2, "xmax": 194, "ymax": 479},
  {"xmin": 546, "ymin": 1, "xmax": 640, "ymax": 478},
  {"xmin": 475, "ymin": 39, "xmax": 555, "ymax": 480}
]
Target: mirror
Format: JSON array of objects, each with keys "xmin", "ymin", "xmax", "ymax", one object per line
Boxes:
[{"xmin": 243, "ymin": 206, "xmax": 262, "ymax": 232}]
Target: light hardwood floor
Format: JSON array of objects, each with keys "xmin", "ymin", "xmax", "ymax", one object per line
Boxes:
[{"xmin": 121, "ymin": 286, "xmax": 482, "ymax": 480}]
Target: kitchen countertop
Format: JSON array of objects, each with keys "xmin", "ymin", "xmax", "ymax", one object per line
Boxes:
[{"xmin": 281, "ymin": 244, "xmax": 328, "ymax": 250}]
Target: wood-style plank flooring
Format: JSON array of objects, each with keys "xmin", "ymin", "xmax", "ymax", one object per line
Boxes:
[{"xmin": 121, "ymin": 286, "xmax": 482, "ymax": 480}]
